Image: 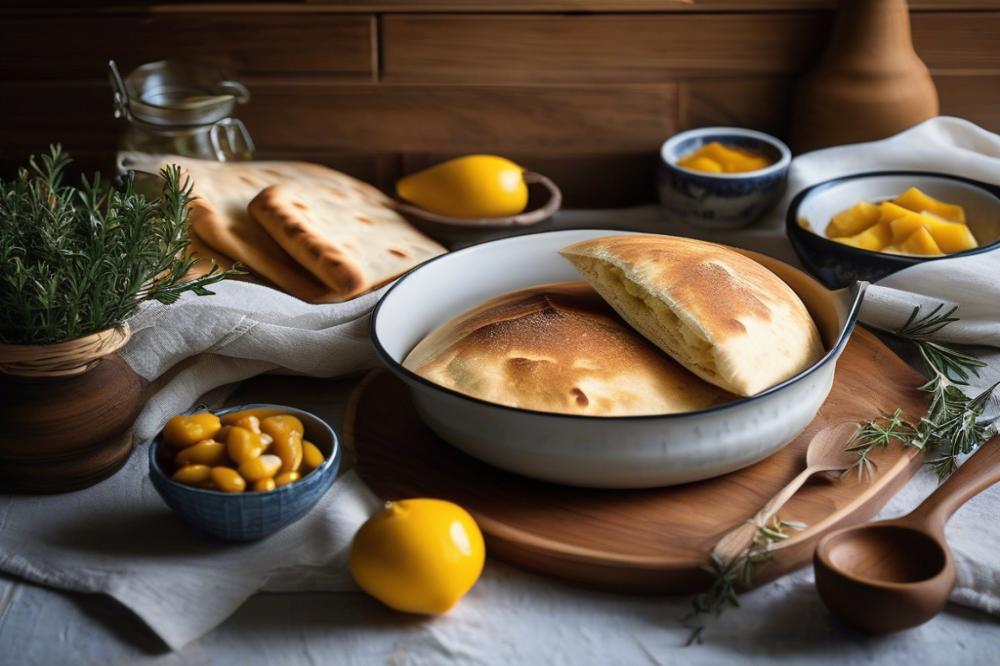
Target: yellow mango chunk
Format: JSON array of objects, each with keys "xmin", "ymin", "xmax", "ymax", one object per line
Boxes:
[
  {"xmin": 893, "ymin": 187, "xmax": 966, "ymax": 223},
  {"xmin": 889, "ymin": 212, "xmax": 978, "ymax": 252},
  {"xmin": 878, "ymin": 201, "xmax": 913, "ymax": 225},
  {"xmin": 930, "ymin": 220, "xmax": 978, "ymax": 253},
  {"xmin": 827, "ymin": 201, "xmax": 881, "ymax": 238},
  {"xmin": 898, "ymin": 226, "xmax": 943, "ymax": 255},
  {"xmin": 678, "ymin": 142, "xmax": 770, "ymax": 173},
  {"xmin": 834, "ymin": 221, "xmax": 893, "ymax": 251}
]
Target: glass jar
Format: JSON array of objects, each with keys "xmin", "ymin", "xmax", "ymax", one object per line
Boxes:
[{"xmin": 110, "ymin": 59, "xmax": 255, "ymax": 162}]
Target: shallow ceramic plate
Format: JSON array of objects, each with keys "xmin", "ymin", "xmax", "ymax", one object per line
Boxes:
[{"xmin": 371, "ymin": 230, "xmax": 864, "ymax": 488}]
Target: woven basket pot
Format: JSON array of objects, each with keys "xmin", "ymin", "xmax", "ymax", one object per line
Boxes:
[{"xmin": 0, "ymin": 325, "xmax": 144, "ymax": 493}]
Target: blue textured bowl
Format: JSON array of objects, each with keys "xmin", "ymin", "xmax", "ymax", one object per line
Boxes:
[
  {"xmin": 658, "ymin": 127, "xmax": 791, "ymax": 229},
  {"xmin": 787, "ymin": 171, "xmax": 1000, "ymax": 289},
  {"xmin": 149, "ymin": 403, "xmax": 341, "ymax": 541}
]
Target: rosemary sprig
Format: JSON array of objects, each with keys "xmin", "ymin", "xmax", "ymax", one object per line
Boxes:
[
  {"xmin": 0, "ymin": 145, "xmax": 241, "ymax": 345},
  {"xmin": 684, "ymin": 517, "xmax": 804, "ymax": 645},
  {"xmin": 847, "ymin": 304, "xmax": 998, "ymax": 481}
]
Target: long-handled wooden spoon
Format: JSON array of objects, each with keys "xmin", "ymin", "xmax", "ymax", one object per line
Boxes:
[
  {"xmin": 712, "ymin": 422, "xmax": 860, "ymax": 568},
  {"xmin": 814, "ymin": 435, "xmax": 1000, "ymax": 634}
]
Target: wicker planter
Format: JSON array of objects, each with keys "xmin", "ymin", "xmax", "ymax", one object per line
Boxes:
[{"xmin": 0, "ymin": 325, "xmax": 143, "ymax": 493}]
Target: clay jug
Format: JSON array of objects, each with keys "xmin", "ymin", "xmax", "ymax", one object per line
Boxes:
[{"xmin": 791, "ymin": 0, "xmax": 939, "ymax": 153}]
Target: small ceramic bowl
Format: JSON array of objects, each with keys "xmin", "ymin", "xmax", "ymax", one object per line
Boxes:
[
  {"xmin": 787, "ymin": 171, "xmax": 1000, "ymax": 289},
  {"xmin": 394, "ymin": 172, "xmax": 562, "ymax": 247},
  {"xmin": 658, "ymin": 127, "xmax": 792, "ymax": 229},
  {"xmin": 149, "ymin": 404, "xmax": 341, "ymax": 541}
]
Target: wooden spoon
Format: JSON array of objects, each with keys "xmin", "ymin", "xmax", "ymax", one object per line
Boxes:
[
  {"xmin": 814, "ymin": 435, "xmax": 1000, "ymax": 634},
  {"xmin": 713, "ymin": 422, "xmax": 860, "ymax": 568}
]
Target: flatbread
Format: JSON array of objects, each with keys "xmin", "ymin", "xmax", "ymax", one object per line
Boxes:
[
  {"xmin": 248, "ymin": 183, "xmax": 445, "ymax": 300},
  {"xmin": 160, "ymin": 156, "xmax": 396, "ymax": 302},
  {"xmin": 183, "ymin": 231, "xmax": 235, "ymax": 280},
  {"xmin": 560, "ymin": 234, "xmax": 825, "ymax": 397},
  {"xmin": 402, "ymin": 281, "xmax": 735, "ymax": 416}
]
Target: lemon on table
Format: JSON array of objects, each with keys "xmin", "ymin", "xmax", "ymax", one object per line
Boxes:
[
  {"xmin": 396, "ymin": 155, "xmax": 528, "ymax": 219},
  {"xmin": 349, "ymin": 498, "xmax": 485, "ymax": 614}
]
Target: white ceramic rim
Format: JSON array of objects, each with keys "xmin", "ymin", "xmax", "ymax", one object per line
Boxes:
[
  {"xmin": 371, "ymin": 229, "xmax": 864, "ymax": 423},
  {"xmin": 660, "ymin": 126, "xmax": 793, "ymax": 179}
]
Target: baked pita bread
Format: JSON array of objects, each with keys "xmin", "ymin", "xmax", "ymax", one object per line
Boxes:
[
  {"xmin": 560, "ymin": 234, "xmax": 825, "ymax": 397},
  {"xmin": 160, "ymin": 156, "xmax": 409, "ymax": 302},
  {"xmin": 403, "ymin": 281, "xmax": 735, "ymax": 416},
  {"xmin": 248, "ymin": 183, "xmax": 445, "ymax": 300}
]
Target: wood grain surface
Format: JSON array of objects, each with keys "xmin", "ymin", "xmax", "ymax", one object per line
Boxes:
[
  {"xmin": 0, "ymin": 3, "xmax": 996, "ymax": 206},
  {"xmin": 347, "ymin": 327, "xmax": 927, "ymax": 593}
]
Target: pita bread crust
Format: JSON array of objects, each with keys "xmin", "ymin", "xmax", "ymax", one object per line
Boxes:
[
  {"xmin": 248, "ymin": 183, "xmax": 445, "ymax": 300},
  {"xmin": 402, "ymin": 281, "xmax": 735, "ymax": 416}
]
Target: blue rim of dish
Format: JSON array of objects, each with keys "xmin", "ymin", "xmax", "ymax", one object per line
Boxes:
[
  {"xmin": 148, "ymin": 403, "xmax": 340, "ymax": 496},
  {"xmin": 369, "ymin": 229, "xmax": 866, "ymax": 422},
  {"xmin": 660, "ymin": 127, "xmax": 793, "ymax": 180},
  {"xmin": 786, "ymin": 170, "xmax": 1000, "ymax": 262}
]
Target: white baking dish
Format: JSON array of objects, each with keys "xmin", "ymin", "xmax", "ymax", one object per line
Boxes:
[{"xmin": 371, "ymin": 229, "xmax": 864, "ymax": 488}]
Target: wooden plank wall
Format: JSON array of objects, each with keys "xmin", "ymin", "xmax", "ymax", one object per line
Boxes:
[{"xmin": 0, "ymin": 2, "xmax": 997, "ymax": 206}]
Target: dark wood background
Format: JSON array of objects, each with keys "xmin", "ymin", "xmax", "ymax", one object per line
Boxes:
[{"xmin": 1, "ymin": 1, "xmax": 997, "ymax": 206}]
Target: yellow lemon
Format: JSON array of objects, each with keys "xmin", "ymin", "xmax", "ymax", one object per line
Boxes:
[
  {"xmin": 349, "ymin": 498, "xmax": 485, "ymax": 614},
  {"xmin": 396, "ymin": 155, "xmax": 528, "ymax": 219}
]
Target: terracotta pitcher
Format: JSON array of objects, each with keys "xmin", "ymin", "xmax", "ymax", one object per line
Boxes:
[{"xmin": 791, "ymin": 0, "xmax": 939, "ymax": 153}]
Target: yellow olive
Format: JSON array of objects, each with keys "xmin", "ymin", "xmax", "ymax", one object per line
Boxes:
[
  {"xmin": 252, "ymin": 478, "xmax": 276, "ymax": 492},
  {"xmin": 172, "ymin": 464, "xmax": 212, "ymax": 485},
  {"xmin": 215, "ymin": 425, "xmax": 233, "ymax": 444},
  {"xmin": 233, "ymin": 415, "xmax": 261, "ymax": 434},
  {"xmin": 238, "ymin": 454, "xmax": 282, "ymax": 483},
  {"xmin": 211, "ymin": 467, "xmax": 246, "ymax": 493},
  {"xmin": 175, "ymin": 439, "xmax": 228, "ymax": 467},
  {"xmin": 301, "ymin": 441, "xmax": 325, "ymax": 472},
  {"xmin": 261, "ymin": 414, "xmax": 304, "ymax": 437},
  {"xmin": 221, "ymin": 408, "xmax": 285, "ymax": 425},
  {"xmin": 262, "ymin": 416, "xmax": 304, "ymax": 473},
  {"xmin": 163, "ymin": 413, "xmax": 221, "ymax": 449},
  {"xmin": 227, "ymin": 426, "xmax": 264, "ymax": 465},
  {"xmin": 274, "ymin": 471, "xmax": 301, "ymax": 488}
]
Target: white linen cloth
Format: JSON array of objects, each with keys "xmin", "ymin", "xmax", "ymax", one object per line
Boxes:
[{"xmin": 0, "ymin": 117, "xmax": 997, "ymax": 651}]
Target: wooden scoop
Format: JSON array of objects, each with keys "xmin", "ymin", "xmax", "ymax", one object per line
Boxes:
[{"xmin": 814, "ymin": 435, "xmax": 1000, "ymax": 634}]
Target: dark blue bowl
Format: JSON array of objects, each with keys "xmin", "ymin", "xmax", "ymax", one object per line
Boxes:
[
  {"xmin": 149, "ymin": 403, "xmax": 341, "ymax": 541},
  {"xmin": 658, "ymin": 127, "xmax": 791, "ymax": 229},
  {"xmin": 787, "ymin": 171, "xmax": 1000, "ymax": 289}
]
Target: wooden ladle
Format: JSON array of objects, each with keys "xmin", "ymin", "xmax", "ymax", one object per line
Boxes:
[{"xmin": 814, "ymin": 435, "xmax": 1000, "ymax": 634}]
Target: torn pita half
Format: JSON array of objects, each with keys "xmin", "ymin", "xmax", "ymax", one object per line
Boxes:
[{"xmin": 248, "ymin": 183, "xmax": 446, "ymax": 300}]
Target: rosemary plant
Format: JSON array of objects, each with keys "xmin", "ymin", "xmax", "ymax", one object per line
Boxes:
[{"xmin": 0, "ymin": 146, "xmax": 236, "ymax": 345}]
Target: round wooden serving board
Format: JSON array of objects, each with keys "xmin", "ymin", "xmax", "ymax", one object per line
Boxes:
[{"xmin": 346, "ymin": 327, "xmax": 927, "ymax": 594}]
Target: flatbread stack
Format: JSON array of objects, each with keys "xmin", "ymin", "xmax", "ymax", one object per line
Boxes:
[
  {"xmin": 402, "ymin": 281, "xmax": 735, "ymax": 416},
  {"xmin": 159, "ymin": 156, "xmax": 445, "ymax": 302}
]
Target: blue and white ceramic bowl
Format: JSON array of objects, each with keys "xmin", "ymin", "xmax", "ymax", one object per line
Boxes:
[
  {"xmin": 787, "ymin": 171, "xmax": 1000, "ymax": 289},
  {"xmin": 658, "ymin": 127, "xmax": 792, "ymax": 229},
  {"xmin": 149, "ymin": 404, "xmax": 341, "ymax": 541},
  {"xmin": 371, "ymin": 229, "xmax": 863, "ymax": 489}
]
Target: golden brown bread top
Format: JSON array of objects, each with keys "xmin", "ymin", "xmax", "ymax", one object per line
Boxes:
[
  {"xmin": 403, "ymin": 281, "xmax": 735, "ymax": 416},
  {"xmin": 559, "ymin": 234, "xmax": 825, "ymax": 396}
]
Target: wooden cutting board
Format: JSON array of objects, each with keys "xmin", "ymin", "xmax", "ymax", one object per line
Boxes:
[{"xmin": 345, "ymin": 327, "xmax": 927, "ymax": 594}]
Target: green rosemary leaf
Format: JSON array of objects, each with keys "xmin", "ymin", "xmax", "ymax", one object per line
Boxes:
[{"xmin": 0, "ymin": 146, "xmax": 242, "ymax": 344}]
